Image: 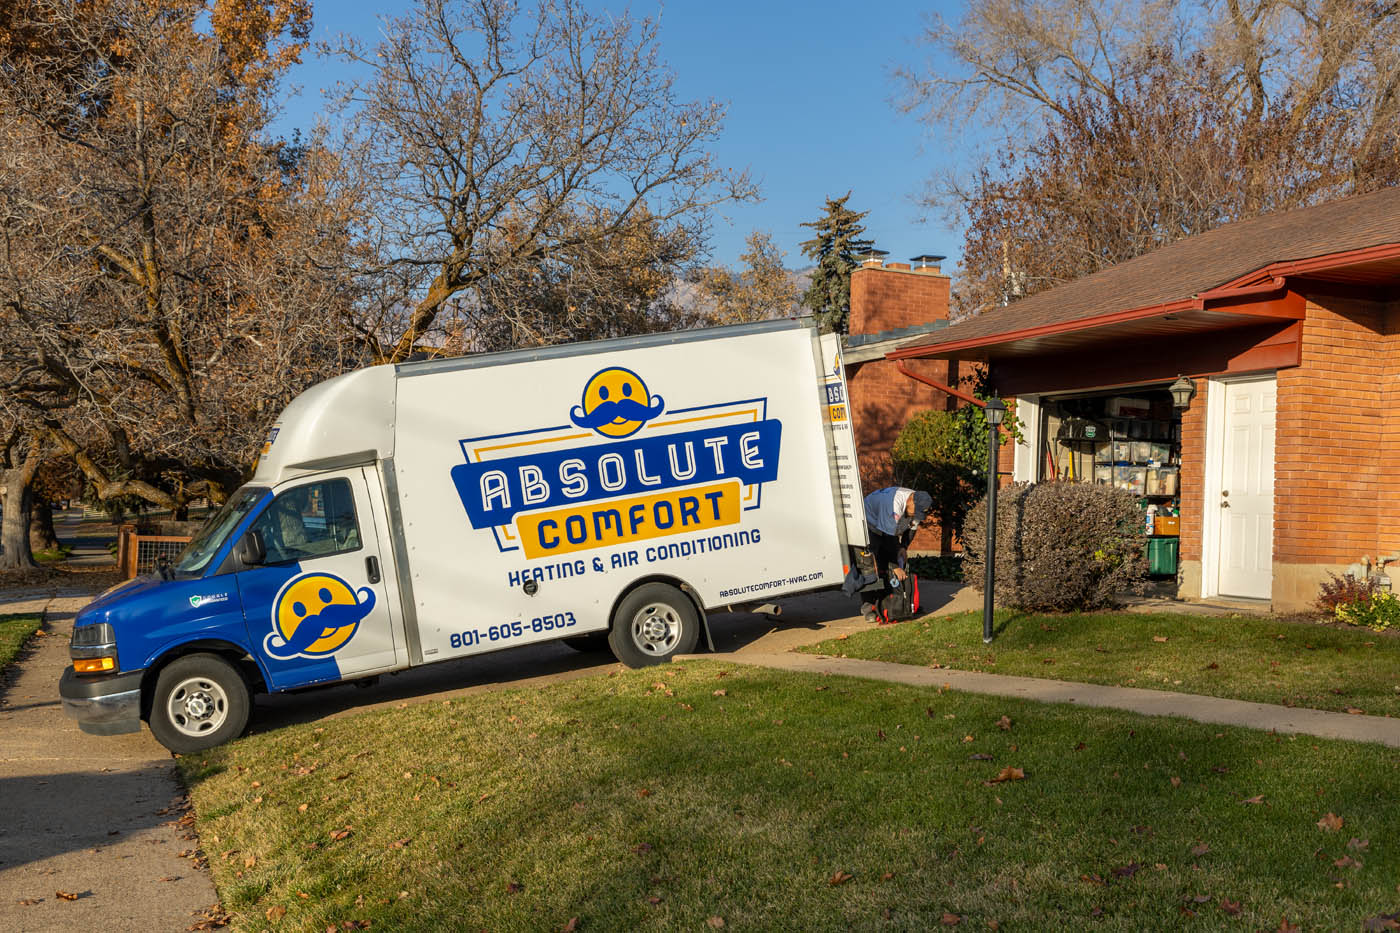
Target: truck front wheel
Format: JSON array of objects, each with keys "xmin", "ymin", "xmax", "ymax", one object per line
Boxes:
[
  {"xmin": 608, "ymin": 583, "xmax": 700, "ymax": 667},
  {"xmin": 148, "ymin": 654, "xmax": 251, "ymax": 753}
]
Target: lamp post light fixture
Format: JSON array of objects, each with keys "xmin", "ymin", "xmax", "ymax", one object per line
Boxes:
[
  {"xmin": 982, "ymin": 396, "xmax": 1007, "ymax": 644},
  {"xmin": 1170, "ymin": 375, "xmax": 1197, "ymax": 410}
]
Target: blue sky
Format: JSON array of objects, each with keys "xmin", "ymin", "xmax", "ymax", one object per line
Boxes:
[{"xmin": 278, "ymin": 1, "xmax": 972, "ymax": 271}]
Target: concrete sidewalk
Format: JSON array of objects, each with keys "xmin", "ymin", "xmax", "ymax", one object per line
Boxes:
[
  {"xmin": 0, "ymin": 594, "xmax": 218, "ymax": 933},
  {"xmin": 724, "ymin": 650, "xmax": 1400, "ymax": 748}
]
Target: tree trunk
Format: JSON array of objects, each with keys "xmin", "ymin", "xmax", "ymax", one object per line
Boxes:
[
  {"xmin": 0, "ymin": 474, "xmax": 37, "ymax": 570},
  {"xmin": 30, "ymin": 498, "xmax": 59, "ymax": 552}
]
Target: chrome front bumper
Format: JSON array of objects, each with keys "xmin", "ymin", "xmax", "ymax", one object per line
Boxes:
[{"xmin": 59, "ymin": 667, "xmax": 144, "ymax": 736}]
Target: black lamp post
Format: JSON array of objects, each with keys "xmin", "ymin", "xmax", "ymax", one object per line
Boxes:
[{"xmin": 982, "ymin": 397, "xmax": 1006, "ymax": 644}]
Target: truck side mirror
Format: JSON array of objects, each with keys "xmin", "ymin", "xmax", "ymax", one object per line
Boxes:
[{"xmin": 235, "ymin": 530, "xmax": 266, "ymax": 567}]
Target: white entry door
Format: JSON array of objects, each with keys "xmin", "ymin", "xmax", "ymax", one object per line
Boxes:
[{"xmin": 1216, "ymin": 376, "xmax": 1276, "ymax": 598}]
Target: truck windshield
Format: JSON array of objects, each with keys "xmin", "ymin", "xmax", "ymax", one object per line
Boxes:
[{"xmin": 173, "ymin": 487, "xmax": 267, "ymax": 576}]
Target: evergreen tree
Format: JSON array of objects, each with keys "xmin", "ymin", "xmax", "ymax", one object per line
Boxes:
[{"xmin": 798, "ymin": 192, "xmax": 873, "ymax": 334}]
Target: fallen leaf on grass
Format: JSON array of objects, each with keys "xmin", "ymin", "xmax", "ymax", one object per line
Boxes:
[
  {"xmin": 1276, "ymin": 917, "xmax": 1300, "ymax": 933},
  {"xmin": 1218, "ymin": 898, "xmax": 1241, "ymax": 916},
  {"xmin": 984, "ymin": 766, "xmax": 1025, "ymax": 785},
  {"xmin": 1317, "ymin": 812, "xmax": 1344, "ymax": 832},
  {"xmin": 1241, "ymin": 795, "xmax": 1265, "ymax": 805},
  {"xmin": 996, "ymin": 716, "xmax": 1012, "ymax": 731},
  {"xmin": 1348, "ymin": 837, "xmax": 1370, "ymax": 851},
  {"xmin": 941, "ymin": 912, "xmax": 962, "ymax": 925},
  {"xmin": 962, "ymin": 735, "xmax": 974, "ymax": 743},
  {"xmin": 1111, "ymin": 863, "xmax": 1141, "ymax": 878},
  {"xmin": 969, "ymin": 752, "xmax": 994, "ymax": 761},
  {"xmin": 329, "ymin": 826, "xmax": 354, "ymax": 841},
  {"xmin": 1153, "ymin": 636, "xmax": 1168, "ymax": 643},
  {"xmin": 631, "ymin": 843, "xmax": 653, "ymax": 854},
  {"xmin": 1170, "ymin": 777, "xmax": 1181, "ymax": 788},
  {"xmin": 266, "ymin": 905, "xmax": 287, "ymax": 922},
  {"xmin": 244, "ymin": 855, "xmax": 257, "ymax": 868},
  {"xmin": 713, "ymin": 689, "xmax": 726, "ymax": 697},
  {"xmin": 828, "ymin": 870, "xmax": 853, "ymax": 885},
  {"xmin": 1191, "ymin": 843, "xmax": 1210, "ymax": 856},
  {"xmin": 561, "ymin": 918, "xmax": 578, "ymax": 932},
  {"xmin": 1334, "ymin": 855, "xmax": 1362, "ymax": 869},
  {"xmin": 637, "ymin": 788, "xmax": 652, "ymax": 798},
  {"xmin": 707, "ymin": 918, "xmax": 725, "ymax": 928},
  {"xmin": 388, "ymin": 838, "xmax": 410, "ymax": 850},
  {"xmin": 505, "ymin": 882, "xmax": 522, "ymax": 894},
  {"xmin": 1364, "ymin": 913, "xmax": 1400, "ymax": 931},
  {"xmin": 1346, "ymin": 707, "xmax": 1366, "ymax": 715}
]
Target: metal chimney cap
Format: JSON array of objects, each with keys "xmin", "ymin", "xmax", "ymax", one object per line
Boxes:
[
  {"xmin": 854, "ymin": 247, "xmax": 889, "ymax": 259},
  {"xmin": 910, "ymin": 254, "xmax": 946, "ymax": 264}
]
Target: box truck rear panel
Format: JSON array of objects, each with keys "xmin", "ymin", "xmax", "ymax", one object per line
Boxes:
[{"xmin": 392, "ymin": 323, "xmax": 846, "ymax": 662}]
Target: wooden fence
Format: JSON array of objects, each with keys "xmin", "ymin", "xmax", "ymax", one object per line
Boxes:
[{"xmin": 116, "ymin": 524, "xmax": 193, "ymax": 579}]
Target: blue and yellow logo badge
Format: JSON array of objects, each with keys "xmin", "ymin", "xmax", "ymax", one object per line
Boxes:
[
  {"xmin": 263, "ymin": 572, "xmax": 375, "ymax": 660},
  {"xmin": 452, "ymin": 364, "xmax": 783, "ymax": 560},
  {"xmin": 569, "ymin": 367, "xmax": 665, "ymax": 438}
]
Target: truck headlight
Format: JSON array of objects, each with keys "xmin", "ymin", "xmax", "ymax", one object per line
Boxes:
[
  {"xmin": 70, "ymin": 622, "xmax": 118, "ymax": 674},
  {"xmin": 71, "ymin": 622, "xmax": 116, "ymax": 647}
]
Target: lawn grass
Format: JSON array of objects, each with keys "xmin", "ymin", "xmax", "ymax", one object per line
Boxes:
[
  {"xmin": 802, "ymin": 610, "xmax": 1400, "ymax": 717},
  {"xmin": 0, "ymin": 614, "xmax": 42, "ymax": 670},
  {"xmin": 180, "ymin": 661, "xmax": 1400, "ymax": 932}
]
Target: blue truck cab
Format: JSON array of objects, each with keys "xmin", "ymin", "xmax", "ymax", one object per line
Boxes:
[{"xmin": 60, "ymin": 366, "xmax": 410, "ymax": 753}]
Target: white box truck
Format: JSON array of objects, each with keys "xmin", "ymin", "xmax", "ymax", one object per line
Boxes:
[{"xmin": 59, "ymin": 319, "xmax": 867, "ymax": 752}]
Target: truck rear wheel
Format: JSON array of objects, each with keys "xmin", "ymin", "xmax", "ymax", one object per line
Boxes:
[
  {"xmin": 608, "ymin": 583, "xmax": 700, "ymax": 667},
  {"xmin": 148, "ymin": 654, "xmax": 250, "ymax": 753}
]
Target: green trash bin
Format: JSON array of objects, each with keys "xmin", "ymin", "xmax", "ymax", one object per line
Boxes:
[{"xmin": 1148, "ymin": 536, "xmax": 1179, "ymax": 575}]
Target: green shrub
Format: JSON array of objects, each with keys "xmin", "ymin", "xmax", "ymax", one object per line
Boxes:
[
  {"xmin": 891, "ymin": 410, "xmax": 981, "ymax": 538},
  {"xmin": 1334, "ymin": 590, "xmax": 1400, "ymax": 632},
  {"xmin": 906, "ymin": 554, "xmax": 964, "ymax": 581},
  {"xmin": 961, "ymin": 482, "xmax": 1148, "ymax": 611}
]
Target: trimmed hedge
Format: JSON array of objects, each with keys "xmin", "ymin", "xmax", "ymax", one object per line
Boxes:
[{"xmin": 961, "ymin": 482, "xmax": 1148, "ymax": 611}]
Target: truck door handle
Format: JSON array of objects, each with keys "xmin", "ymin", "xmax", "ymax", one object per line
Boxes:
[{"xmin": 365, "ymin": 555, "xmax": 381, "ymax": 584}]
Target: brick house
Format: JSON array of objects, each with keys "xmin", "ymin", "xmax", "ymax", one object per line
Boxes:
[{"xmin": 874, "ymin": 187, "xmax": 1400, "ymax": 611}]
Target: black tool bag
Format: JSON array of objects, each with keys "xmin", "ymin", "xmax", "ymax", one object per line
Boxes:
[{"xmin": 878, "ymin": 575, "xmax": 919, "ymax": 622}]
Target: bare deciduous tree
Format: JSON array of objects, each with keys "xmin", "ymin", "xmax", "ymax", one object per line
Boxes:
[
  {"xmin": 0, "ymin": 0, "xmax": 363, "ymax": 513},
  {"xmin": 904, "ymin": 0, "xmax": 1400, "ymax": 313},
  {"xmin": 329, "ymin": 0, "xmax": 758, "ymax": 361},
  {"xmin": 694, "ymin": 231, "xmax": 800, "ymax": 326}
]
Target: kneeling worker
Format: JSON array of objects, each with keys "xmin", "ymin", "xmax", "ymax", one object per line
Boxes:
[{"xmin": 853, "ymin": 486, "xmax": 932, "ymax": 622}]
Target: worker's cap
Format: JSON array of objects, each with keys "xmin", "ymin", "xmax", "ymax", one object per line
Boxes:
[{"xmin": 913, "ymin": 491, "xmax": 932, "ymax": 521}]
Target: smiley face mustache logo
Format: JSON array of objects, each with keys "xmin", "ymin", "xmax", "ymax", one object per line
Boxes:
[
  {"xmin": 570, "ymin": 394, "xmax": 665, "ymax": 429},
  {"xmin": 265, "ymin": 586, "xmax": 376, "ymax": 659}
]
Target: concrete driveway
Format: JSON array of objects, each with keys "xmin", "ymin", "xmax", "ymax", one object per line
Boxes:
[
  {"xmin": 1, "ymin": 579, "xmax": 969, "ymax": 931},
  {"xmin": 0, "ymin": 593, "xmax": 219, "ymax": 933}
]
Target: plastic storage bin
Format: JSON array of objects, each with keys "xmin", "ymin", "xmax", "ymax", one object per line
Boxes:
[{"xmin": 1148, "ymin": 536, "xmax": 1179, "ymax": 575}]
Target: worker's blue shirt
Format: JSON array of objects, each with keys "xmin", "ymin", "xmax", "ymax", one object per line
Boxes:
[{"xmin": 863, "ymin": 486, "xmax": 905, "ymax": 538}]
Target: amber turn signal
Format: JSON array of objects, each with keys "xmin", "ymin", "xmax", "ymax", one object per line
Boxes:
[{"xmin": 73, "ymin": 657, "xmax": 115, "ymax": 674}]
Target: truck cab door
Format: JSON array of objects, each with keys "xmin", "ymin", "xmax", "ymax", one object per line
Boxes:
[{"xmin": 234, "ymin": 469, "xmax": 399, "ymax": 691}]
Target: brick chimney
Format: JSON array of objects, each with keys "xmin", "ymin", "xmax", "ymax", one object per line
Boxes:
[{"xmin": 846, "ymin": 253, "xmax": 959, "ymax": 555}]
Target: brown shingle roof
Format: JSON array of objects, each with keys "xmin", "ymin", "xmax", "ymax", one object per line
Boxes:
[{"xmin": 898, "ymin": 186, "xmax": 1400, "ymax": 352}]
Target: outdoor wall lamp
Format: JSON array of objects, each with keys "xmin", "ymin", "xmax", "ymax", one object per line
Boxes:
[
  {"xmin": 1170, "ymin": 375, "xmax": 1197, "ymax": 410},
  {"xmin": 982, "ymin": 397, "xmax": 1006, "ymax": 644}
]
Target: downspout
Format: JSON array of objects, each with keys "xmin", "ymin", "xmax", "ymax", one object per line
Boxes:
[{"xmin": 894, "ymin": 361, "xmax": 986, "ymax": 407}]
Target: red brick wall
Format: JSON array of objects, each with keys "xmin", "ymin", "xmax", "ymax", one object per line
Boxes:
[
  {"xmin": 1274, "ymin": 295, "xmax": 1391, "ymax": 564},
  {"xmin": 846, "ymin": 264, "xmax": 955, "ymax": 551},
  {"xmin": 1178, "ymin": 381, "xmax": 1208, "ymax": 563}
]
